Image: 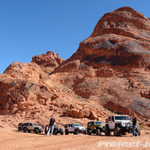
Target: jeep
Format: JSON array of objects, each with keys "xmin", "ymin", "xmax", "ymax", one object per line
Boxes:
[
  {"xmin": 105, "ymin": 115, "xmax": 140, "ymax": 136},
  {"xmin": 45, "ymin": 125, "xmax": 63, "ymax": 135},
  {"xmin": 64, "ymin": 123, "xmax": 87, "ymax": 135},
  {"xmin": 18, "ymin": 122, "xmax": 43, "ymax": 134},
  {"xmin": 87, "ymin": 121, "xmax": 105, "ymax": 135}
]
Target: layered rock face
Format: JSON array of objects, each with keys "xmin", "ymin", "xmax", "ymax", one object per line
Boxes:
[
  {"xmin": 0, "ymin": 62, "xmax": 53, "ymax": 115},
  {"xmin": 56, "ymin": 7, "xmax": 150, "ymax": 73},
  {"xmin": 53, "ymin": 7, "xmax": 150, "ymax": 120},
  {"xmin": 82, "ymin": 7, "xmax": 150, "ymax": 67},
  {"xmin": 1, "ymin": 7, "xmax": 150, "ymax": 128}
]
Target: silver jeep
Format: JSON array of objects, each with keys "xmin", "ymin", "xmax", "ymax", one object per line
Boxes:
[{"xmin": 18, "ymin": 122, "xmax": 43, "ymax": 134}]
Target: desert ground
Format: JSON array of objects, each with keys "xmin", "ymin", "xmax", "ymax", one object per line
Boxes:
[{"xmin": 0, "ymin": 128, "xmax": 150, "ymax": 150}]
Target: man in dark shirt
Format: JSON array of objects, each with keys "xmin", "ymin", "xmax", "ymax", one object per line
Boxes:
[
  {"xmin": 47, "ymin": 115, "xmax": 55, "ymax": 136},
  {"xmin": 132, "ymin": 115, "xmax": 138, "ymax": 136}
]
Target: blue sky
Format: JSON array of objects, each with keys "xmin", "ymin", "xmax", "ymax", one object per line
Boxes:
[{"xmin": 0, "ymin": 0, "xmax": 150, "ymax": 73}]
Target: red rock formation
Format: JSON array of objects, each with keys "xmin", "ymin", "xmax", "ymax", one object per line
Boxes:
[
  {"xmin": 1, "ymin": 7, "xmax": 150, "ymax": 128},
  {"xmin": 53, "ymin": 7, "xmax": 150, "ymax": 120},
  {"xmin": 32, "ymin": 51, "xmax": 64, "ymax": 74},
  {"xmin": 55, "ymin": 7, "xmax": 150, "ymax": 73}
]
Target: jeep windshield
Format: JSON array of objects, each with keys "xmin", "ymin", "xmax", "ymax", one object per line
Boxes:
[
  {"xmin": 95, "ymin": 121, "xmax": 103, "ymax": 125},
  {"xmin": 73, "ymin": 123, "xmax": 82, "ymax": 126},
  {"xmin": 115, "ymin": 116, "xmax": 129, "ymax": 120},
  {"xmin": 33, "ymin": 123, "xmax": 37, "ymax": 126},
  {"xmin": 54, "ymin": 125, "xmax": 58, "ymax": 128}
]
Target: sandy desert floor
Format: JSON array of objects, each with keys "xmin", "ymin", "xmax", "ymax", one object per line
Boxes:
[{"xmin": 0, "ymin": 128, "xmax": 150, "ymax": 150}]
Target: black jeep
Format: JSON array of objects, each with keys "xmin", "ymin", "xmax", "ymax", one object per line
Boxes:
[{"xmin": 45, "ymin": 125, "xmax": 63, "ymax": 135}]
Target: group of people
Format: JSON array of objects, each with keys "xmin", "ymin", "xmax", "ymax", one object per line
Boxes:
[{"xmin": 46, "ymin": 115, "xmax": 138, "ymax": 137}]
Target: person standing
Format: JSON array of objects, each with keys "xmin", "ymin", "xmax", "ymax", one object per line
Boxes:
[
  {"xmin": 132, "ymin": 115, "xmax": 138, "ymax": 136},
  {"xmin": 47, "ymin": 115, "xmax": 55, "ymax": 136}
]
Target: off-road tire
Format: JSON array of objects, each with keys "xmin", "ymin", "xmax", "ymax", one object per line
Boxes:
[
  {"xmin": 53, "ymin": 130, "xmax": 58, "ymax": 135},
  {"xmin": 65, "ymin": 129, "xmax": 69, "ymax": 135},
  {"xmin": 84, "ymin": 131, "xmax": 87, "ymax": 134},
  {"xmin": 34, "ymin": 128, "xmax": 39, "ymax": 134},
  {"xmin": 87, "ymin": 128, "xmax": 91, "ymax": 135},
  {"xmin": 74, "ymin": 129, "xmax": 79, "ymax": 135},
  {"xmin": 114, "ymin": 126, "xmax": 121, "ymax": 136},
  {"xmin": 96, "ymin": 128, "xmax": 101, "ymax": 135},
  {"xmin": 18, "ymin": 127, "xmax": 22, "ymax": 131},
  {"xmin": 122, "ymin": 132, "xmax": 126, "ymax": 135},
  {"xmin": 23, "ymin": 127, "xmax": 28, "ymax": 133},
  {"xmin": 105, "ymin": 125, "xmax": 110, "ymax": 136},
  {"xmin": 60, "ymin": 131, "xmax": 63, "ymax": 135},
  {"xmin": 28, "ymin": 130, "xmax": 31, "ymax": 133}
]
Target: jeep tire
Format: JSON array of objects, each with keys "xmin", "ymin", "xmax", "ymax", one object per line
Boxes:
[
  {"xmin": 23, "ymin": 127, "xmax": 28, "ymax": 133},
  {"xmin": 87, "ymin": 128, "xmax": 91, "ymax": 135},
  {"xmin": 28, "ymin": 130, "xmax": 31, "ymax": 133},
  {"xmin": 114, "ymin": 126, "xmax": 121, "ymax": 136},
  {"xmin": 34, "ymin": 128, "xmax": 39, "ymax": 134},
  {"xmin": 96, "ymin": 128, "xmax": 101, "ymax": 135},
  {"xmin": 65, "ymin": 129, "xmax": 69, "ymax": 135},
  {"xmin": 53, "ymin": 130, "xmax": 58, "ymax": 135},
  {"xmin": 105, "ymin": 126, "xmax": 110, "ymax": 136},
  {"xmin": 18, "ymin": 127, "xmax": 22, "ymax": 131},
  {"xmin": 122, "ymin": 132, "xmax": 126, "ymax": 135},
  {"xmin": 74, "ymin": 129, "xmax": 79, "ymax": 135}
]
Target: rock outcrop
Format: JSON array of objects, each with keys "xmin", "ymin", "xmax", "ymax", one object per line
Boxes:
[{"xmin": 32, "ymin": 51, "xmax": 64, "ymax": 74}]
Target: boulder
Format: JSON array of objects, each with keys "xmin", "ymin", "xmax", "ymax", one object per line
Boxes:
[
  {"xmin": 72, "ymin": 109, "xmax": 79, "ymax": 118},
  {"xmin": 90, "ymin": 111, "xmax": 97, "ymax": 120},
  {"xmin": 78, "ymin": 111, "xmax": 84, "ymax": 118}
]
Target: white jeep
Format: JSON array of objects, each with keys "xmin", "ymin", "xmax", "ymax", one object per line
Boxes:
[
  {"xmin": 105, "ymin": 115, "xmax": 140, "ymax": 136},
  {"xmin": 64, "ymin": 123, "xmax": 87, "ymax": 135}
]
